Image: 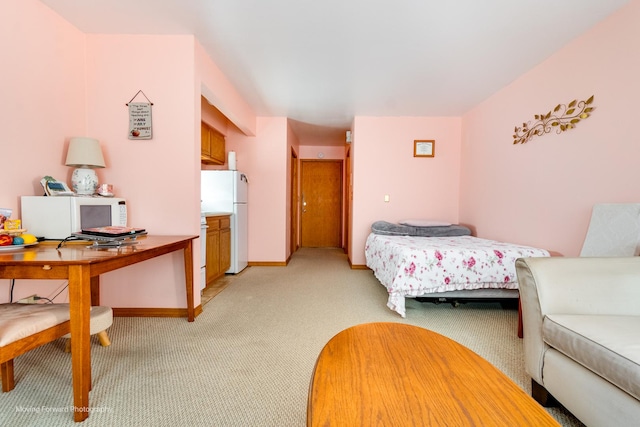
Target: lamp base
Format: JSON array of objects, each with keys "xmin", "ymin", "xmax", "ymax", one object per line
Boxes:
[{"xmin": 71, "ymin": 168, "xmax": 99, "ymax": 195}]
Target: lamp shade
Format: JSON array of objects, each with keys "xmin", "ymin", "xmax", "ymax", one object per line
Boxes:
[{"xmin": 65, "ymin": 137, "xmax": 105, "ymax": 168}]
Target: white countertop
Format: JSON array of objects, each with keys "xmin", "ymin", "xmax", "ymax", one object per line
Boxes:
[{"xmin": 202, "ymin": 211, "xmax": 232, "ymax": 217}]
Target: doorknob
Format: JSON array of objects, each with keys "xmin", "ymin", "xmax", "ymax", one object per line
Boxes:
[{"xmin": 302, "ymin": 194, "xmax": 307, "ymax": 213}]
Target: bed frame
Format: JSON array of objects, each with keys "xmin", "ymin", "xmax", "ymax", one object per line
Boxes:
[{"xmin": 365, "ymin": 228, "xmax": 549, "ymax": 318}]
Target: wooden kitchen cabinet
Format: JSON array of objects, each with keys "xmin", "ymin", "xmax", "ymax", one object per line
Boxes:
[
  {"xmin": 205, "ymin": 214, "xmax": 231, "ymax": 286},
  {"xmin": 201, "ymin": 121, "xmax": 226, "ymax": 165},
  {"xmin": 201, "ymin": 122, "xmax": 211, "ymax": 159},
  {"xmin": 219, "ymin": 225, "xmax": 231, "ymax": 274}
]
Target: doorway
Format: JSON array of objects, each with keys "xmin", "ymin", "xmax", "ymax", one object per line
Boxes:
[{"xmin": 300, "ymin": 160, "xmax": 343, "ymax": 248}]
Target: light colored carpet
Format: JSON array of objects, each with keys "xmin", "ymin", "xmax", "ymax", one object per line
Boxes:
[{"xmin": 0, "ymin": 247, "xmax": 584, "ymax": 426}]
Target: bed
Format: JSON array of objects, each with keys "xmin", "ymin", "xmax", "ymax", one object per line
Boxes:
[{"xmin": 365, "ymin": 221, "xmax": 550, "ymax": 317}]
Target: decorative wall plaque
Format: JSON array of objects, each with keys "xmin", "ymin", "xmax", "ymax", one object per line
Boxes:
[
  {"xmin": 126, "ymin": 90, "xmax": 154, "ymax": 140},
  {"xmin": 513, "ymin": 95, "xmax": 595, "ymax": 144}
]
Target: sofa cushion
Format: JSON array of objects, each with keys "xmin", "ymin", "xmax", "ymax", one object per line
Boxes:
[{"xmin": 543, "ymin": 314, "xmax": 640, "ymax": 401}]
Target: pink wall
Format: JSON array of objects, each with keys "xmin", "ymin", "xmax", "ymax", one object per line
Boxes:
[
  {"xmin": 350, "ymin": 117, "xmax": 462, "ymax": 265},
  {"xmin": 226, "ymin": 117, "xmax": 291, "ymax": 263},
  {"xmin": 83, "ymin": 34, "xmax": 201, "ymax": 308},
  {"xmin": 460, "ymin": 0, "xmax": 640, "ymax": 256},
  {"xmin": 0, "ymin": 0, "xmax": 86, "ymax": 209},
  {"xmin": 0, "ymin": 0, "xmax": 88, "ymax": 302},
  {"xmin": 0, "ymin": 1, "xmax": 259, "ymax": 308},
  {"xmin": 196, "ymin": 38, "xmax": 297, "ymax": 264},
  {"xmin": 196, "ymin": 41, "xmax": 257, "ymax": 137},
  {"xmin": 298, "ymin": 145, "xmax": 345, "ymax": 160},
  {"xmin": 201, "ymin": 97, "xmax": 229, "ymax": 136}
]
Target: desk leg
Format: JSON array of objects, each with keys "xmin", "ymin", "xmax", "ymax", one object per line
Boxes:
[
  {"xmin": 183, "ymin": 240, "xmax": 195, "ymax": 322},
  {"xmin": 68, "ymin": 265, "xmax": 91, "ymax": 422},
  {"xmin": 90, "ymin": 275, "xmax": 100, "ymax": 306}
]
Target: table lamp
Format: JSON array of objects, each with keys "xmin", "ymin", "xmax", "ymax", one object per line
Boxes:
[{"xmin": 65, "ymin": 137, "xmax": 106, "ymax": 195}]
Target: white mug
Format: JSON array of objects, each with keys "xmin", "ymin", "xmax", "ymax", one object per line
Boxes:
[{"xmin": 98, "ymin": 184, "xmax": 114, "ymax": 196}]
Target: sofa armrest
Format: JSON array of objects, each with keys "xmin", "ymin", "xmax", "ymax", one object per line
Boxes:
[{"xmin": 515, "ymin": 256, "xmax": 640, "ymax": 384}]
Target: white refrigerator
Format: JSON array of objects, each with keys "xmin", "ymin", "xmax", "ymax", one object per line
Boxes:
[{"xmin": 201, "ymin": 170, "xmax": 248, "ymax": 274}]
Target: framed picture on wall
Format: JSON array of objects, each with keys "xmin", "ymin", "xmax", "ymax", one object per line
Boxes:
[{"xmin": 414, "ymin": 140, "xmax": 435, "ymax": 157}]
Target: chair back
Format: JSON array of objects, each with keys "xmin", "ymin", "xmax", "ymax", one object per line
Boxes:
[{"xmin": 580, "ymin": 203, "xmax": 640, "ymax": 256}]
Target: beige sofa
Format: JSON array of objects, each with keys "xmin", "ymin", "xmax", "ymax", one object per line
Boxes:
[{"xmin": 516, "ymin": 257, "xmax": 640, "ymax": 426}]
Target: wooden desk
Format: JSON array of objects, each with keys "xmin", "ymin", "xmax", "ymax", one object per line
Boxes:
[
  {"xmin": 308, "ymin": 322, "xmax": 559, "ymax": 427},
  {"xmin": 0, "ymin": 235, "xmax": 197, "ymax": 422}
]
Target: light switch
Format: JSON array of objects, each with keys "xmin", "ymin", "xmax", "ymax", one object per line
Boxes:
[{"xmin": 384, "ymin": 195, "xmax": 390, "ymax": 202}]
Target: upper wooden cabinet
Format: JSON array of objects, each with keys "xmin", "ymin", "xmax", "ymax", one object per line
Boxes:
[
  {"xmin": 201, "ymin": 122, "xmax": 225, "ymax": 165},
  {"xmin": 201, "ymin": 122, "xmax": 211, "ymax": 159}
]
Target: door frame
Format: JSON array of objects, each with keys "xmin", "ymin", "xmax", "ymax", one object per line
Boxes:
[
  {"xmin": 344, "ymin": 146, "xmax": 351, "ymax": 254},
  {"xmin": 290, "ymin": 147, "xmax": 299, "ymax": 255},
  {"xmin": 299, "ymin": 159, "xmax": 343, "ymax": 248}
]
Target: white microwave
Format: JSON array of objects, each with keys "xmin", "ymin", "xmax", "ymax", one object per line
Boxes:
[{"xmin": 21, "ymin": 196, "xmax": 127, "ymax": 240}]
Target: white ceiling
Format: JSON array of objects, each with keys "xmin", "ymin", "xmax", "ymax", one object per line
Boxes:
[{"xmin": 40, "ymin": 0, "xmax": 629, "ymax": 143}]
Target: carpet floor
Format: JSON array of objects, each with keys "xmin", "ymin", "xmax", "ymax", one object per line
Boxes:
[{"xmin": 0, "ymin": 247, "xmax": 584, "ymax": 426}]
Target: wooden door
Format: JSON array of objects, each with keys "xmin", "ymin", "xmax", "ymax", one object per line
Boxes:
[{"xmin": 301, "ymin": 160, "xmax": 342, "ymax": 247}]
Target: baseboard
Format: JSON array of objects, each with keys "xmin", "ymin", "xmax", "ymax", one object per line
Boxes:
[
  {"xmin": 113, "ymin": 305, "xmax": 203, "ymax": 318},
  {"xmin": 349, "ymin": 263, "xmax": 370, "ymax": 270},
  {"xmin": 248, "ymin": 261, "xmax": 288, "ymax": 267}
]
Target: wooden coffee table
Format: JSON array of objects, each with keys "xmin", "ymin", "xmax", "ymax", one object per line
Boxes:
[{"xmin": 307, "ymin": 322, "xmax": 559, "ymax": 426}]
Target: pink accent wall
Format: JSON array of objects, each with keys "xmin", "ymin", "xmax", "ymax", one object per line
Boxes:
[
  {"xmin": 201, "ymin": 97, "xmax": 229, "ymax": 135},
  {"xmin": 196, "ymin": 41, "xmax": 257, "ymax": 137},
  {"xmin": 0, "ymin": 1, "xmax": 257, "ymax": 307},
  {"xmin": 0, "ymin": 0, "xmax": 86, "ymax": 208},
  {"xmin": 0, "ymin": 0, "xmax": 88, "ymax": 302},
  {"xmin": 350, "ymin": 117, "xmax": 462, "ymax": 265},
  {"xmin": 83, "ymin": 34, "xmax": 201, "ymax": 308},
  {"xmin": 298, "ymin": 145, "xmax": 345, "ymax": 160},
  {"xmin": 460, "ymin": 0, "xmax": 640, "ymax": 256},
  {"xmin": 225, "ymin": 117, "xmax": 291, "ymax": 263}
]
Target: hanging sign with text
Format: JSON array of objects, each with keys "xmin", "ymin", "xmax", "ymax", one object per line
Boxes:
[{"xmin": 128, "ymin": 102, "xmax": 152, "ymax": 140}]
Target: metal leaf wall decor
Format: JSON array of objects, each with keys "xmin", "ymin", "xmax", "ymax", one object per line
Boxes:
[{"xmin": 513, "ymin": 95, "xmax": 595, "ymax": 144}]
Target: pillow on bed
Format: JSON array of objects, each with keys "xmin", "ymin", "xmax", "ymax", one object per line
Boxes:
[
  {"xmin": 413, "ymin": 224, "xmax": 471, "ymax": 237},
  {"xmin": 371, "ymin": 221, "xmax": 472, "ymax": 237},
  {"xmin": 371, "ymin": 221, "xmax": 413, "ymax": 236},
  {"xmin": 399, "ymin": 219, "xmax": 451, "ymax": 227}
]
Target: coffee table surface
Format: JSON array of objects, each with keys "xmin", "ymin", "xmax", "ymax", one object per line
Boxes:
[{"xmin": 307, "ymin": 322, "xmax": 559, "ymax": 426}]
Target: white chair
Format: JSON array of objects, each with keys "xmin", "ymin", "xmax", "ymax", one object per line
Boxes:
[{"xmin": 580, "ymin": 203, "xmax": 640, "ymax": 257}]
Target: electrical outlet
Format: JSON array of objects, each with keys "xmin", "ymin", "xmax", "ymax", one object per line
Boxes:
[{"xmin": 17, "ymin": 294, "xmax": 38, "ymax": 304}]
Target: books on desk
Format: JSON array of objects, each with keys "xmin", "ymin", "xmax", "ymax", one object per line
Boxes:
[
  {"xmin": 71, "ymin": 226, "xmax": 147, "ymax": 245},
  {"xmin": 79, "ymin": 226, "xmax": 146, "ymax": 238}
]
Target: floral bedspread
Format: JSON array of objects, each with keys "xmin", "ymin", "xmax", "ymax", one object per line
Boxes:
[{"xmin": 365, "ymin": 233, "xmax": 550, "ymax": 317}]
